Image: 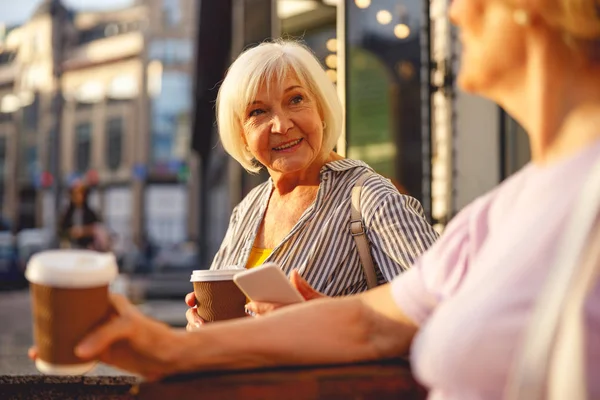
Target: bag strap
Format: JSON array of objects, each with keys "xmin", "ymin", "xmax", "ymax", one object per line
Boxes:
[
  {"xmin": 505, "ymin": 155, "xmax": 600, "ymax": 400},
  {"xmin": 350, "ymin": 173, "xmax": 378, "ymax": 289}
]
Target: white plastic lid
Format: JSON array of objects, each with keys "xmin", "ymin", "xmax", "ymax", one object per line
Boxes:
[
  {"xmin": 190, "ymin": 268, "xmax": 245, "ymax": 282},
  {"xmin": 26, "ymin": 250, "xmax": 118, "ymax": 288}
]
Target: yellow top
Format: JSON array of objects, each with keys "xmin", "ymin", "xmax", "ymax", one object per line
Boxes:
[{"xmin": 246, "ymin": 247, "xmax": 273, "ymax": 269}]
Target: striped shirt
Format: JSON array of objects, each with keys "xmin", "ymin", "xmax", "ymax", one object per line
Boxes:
[{"xmin": 210, "ymin": 159, "xmax": 439, "ymax": 296}]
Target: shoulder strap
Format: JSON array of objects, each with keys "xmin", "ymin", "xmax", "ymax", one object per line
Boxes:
[{"xmin": 350, "ymin": 173, "xmax": 378, "ymax": 289}]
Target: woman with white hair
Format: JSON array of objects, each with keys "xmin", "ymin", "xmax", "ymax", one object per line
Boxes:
[
  {"xmin": 182, "ymin": 40, "xmax": 438, "ymax": 325},
  {"xmin": 32, "ymin": 0, "xmax": 600, "ymax": 400},
  {"xmin": 30, "ymin": 0, "xmax": 600, "ymax": 394}
]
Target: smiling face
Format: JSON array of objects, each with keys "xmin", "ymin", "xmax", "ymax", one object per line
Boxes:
[{"xmin": 241, "ymin": 73, "xmax": 325, "ymax": 175}]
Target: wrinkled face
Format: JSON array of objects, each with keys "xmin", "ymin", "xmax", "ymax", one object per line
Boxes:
[
  {"xmin": 241, "ymin": 73, "xmax": 325, "ymax": 175},
  {"xmin": 450, "ymin": 0, "xmax": 527, "ymax": 95}
]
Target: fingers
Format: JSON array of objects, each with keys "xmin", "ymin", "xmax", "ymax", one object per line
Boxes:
[
  {"xmin": 108, "ymin": 293, "xmax": 136, "ymax": 315},
  {"xmin": 290, "ymin": 270, "xmax": 326, "ymax": 300},
  {"xmin": 75, "ymin": 312, "xmax": 133, "ymax": 359},
  {"xmin": 184, "ymin": 292, "xmax": 196, "ymax": 307},
  {"xmin": 185, "ymin": 307, "xmax": 204, "ymax": 331},
  {"xmin": 47, "ymin": 295, "xmax": 136, "ymax": 360},
  {"xmin": 245, "ymin": 301, "xmax": 283, "ymax": 316}
]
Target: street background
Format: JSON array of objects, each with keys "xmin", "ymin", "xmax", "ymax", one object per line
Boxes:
[{"xmin": 0, "ymin": 0, "xmax": 531, "ymax": 377}]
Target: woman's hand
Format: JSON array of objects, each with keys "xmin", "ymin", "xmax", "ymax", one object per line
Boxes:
[
  {"xmin": 245, "ymin": 270, "xmax": 328, "ymax": 316},
  {"xmin": 69, "ymin": 226, "xmax": 85, "ymax": 238},
  {"xmin": 31, "ymin": 293, "xmax": 184, "ymax": 381},
  {"xmin": 185, "ymin": 292, "xmax": 205, "ymax": 331}
]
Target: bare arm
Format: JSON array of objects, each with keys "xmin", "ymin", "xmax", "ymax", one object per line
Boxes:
[
  {"xmin": 175, "ymin": 284, "xmax": 417, "ymax": 373},
  {"xmin": 74, "ymin": 283, "xmax": 418, "ymax": 379}
]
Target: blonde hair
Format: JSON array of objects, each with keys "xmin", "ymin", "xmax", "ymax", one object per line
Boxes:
[
  {"xmin": 528, "ymin": 0, "xmax": 600, "ymax": 61},
  {"xmin": 216, "ymin": 40, "xmax": 343, "ymax": 173},
  {"xmin": 541, "ymin": 0, "xmax": 600, "ymax": 40}
]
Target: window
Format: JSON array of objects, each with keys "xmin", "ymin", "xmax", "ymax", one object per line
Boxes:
[
  {"xmin": 79, "ymin": 26, "xmax": 106, "ymax": 44},
  {"xmin": 75, "ymin": 122, "xmax": 92, "ymax": 173},
  {"xmin": 0, "ymin": 51, "xmax": 16, "ymax": 66},
  {"xmin": 18, "ymin": 142, "xmax": 38, "ymax": 182},
  {"xmin": 106, "ymin": 118, "xmax": 123, "ymax": 171},
  {"xmin": 163, "ymin": 0, "xmax": 182, "ymax": 26},
  {"xmin": 344, "ymin": 0, "xmax": 426, "ymax": 201},
  {"xmin": 149, "ymin": 39, "xmax": 193, "ymax": 65},
  {"xmin": 151, "ymin": 71, "xmax": 191, "ymax": 166},
  {"xmin": 25, "ymin": 145, "xmax": 38, "ymax": 179}
]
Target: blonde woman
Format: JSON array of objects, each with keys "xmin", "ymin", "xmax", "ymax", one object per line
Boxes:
[
  {"xmin": 182, "ymin": 40, "xmax": 438, "ymax": 325},
  {"xmin": 30, "ymin": 0, "xmax": 600, "ymax": 397}
]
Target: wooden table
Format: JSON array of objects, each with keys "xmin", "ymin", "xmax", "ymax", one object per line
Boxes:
[
  {"xmin": 136, "ymin": 358, "xmax": 427, "ymax": 400},
  {"xmin": 1, "ymin": 358, "xmax": 427, "ymax": 399}
]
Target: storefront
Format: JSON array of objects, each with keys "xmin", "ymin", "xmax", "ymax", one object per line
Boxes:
[{"xmin": 198, "ymin": 0, "xmax": 531, "ymax": 259}]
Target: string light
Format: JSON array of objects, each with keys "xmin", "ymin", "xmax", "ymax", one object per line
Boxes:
[
  {"xmin": 394, "ymin": 23, "xmax": 410, "ymax": 39},
  {"xmin": 326, "ymin": 38, "xmax": 337, "ymax": 52},
  {"xmin": 325, "ymin": 54, "xmax": 338, "ymax": 69},
  {"xmin": 376, "ymin": 10, "xmax": 392, "ymax": 25},
  {"xmin": 326, "ymin": 69, "xmax": 337, "ymax": 83},
  {"xmin": 355, "ymin": 0, "xmax": 371, "ymax": 9}
]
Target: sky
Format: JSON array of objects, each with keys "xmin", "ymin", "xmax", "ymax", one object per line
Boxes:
[{"xmin": 0, "ymin": 0, "xmax": 134, "ymax": 26}]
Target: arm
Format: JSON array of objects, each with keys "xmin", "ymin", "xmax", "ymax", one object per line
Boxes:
[
  {"xmin": 76, "ymin": 283, "xmax": 418, "ymax": 380},
  {"xmin": 368, "ymin": 192, "xmax": 439, "ymax": 281},
  {"xmin": 180, "ymin": 284, "xmax": 417, "ymax": 370}
]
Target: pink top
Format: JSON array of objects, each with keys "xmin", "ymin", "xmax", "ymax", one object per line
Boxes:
[{"xmin": 392, "ymin": 141, "xmax": 600, "ymax": 400}]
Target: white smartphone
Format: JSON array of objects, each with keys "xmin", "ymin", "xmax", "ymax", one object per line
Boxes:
[{"xmin": 233, "ymin": 263, "xmax": 305, "ymax": 305}]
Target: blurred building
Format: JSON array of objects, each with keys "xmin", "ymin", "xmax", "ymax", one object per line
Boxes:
[
  {"xmin": 0, "ymin": 0, "xmax": 199, "ymax": 256},
  {"xmin": 0, "ymin": 0, "xmax": 531, "ymax": 265}
]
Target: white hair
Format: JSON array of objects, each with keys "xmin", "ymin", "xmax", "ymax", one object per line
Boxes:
[{"xmin": 216, "ymin": 39, "xmax": 343, "ymax": 173}]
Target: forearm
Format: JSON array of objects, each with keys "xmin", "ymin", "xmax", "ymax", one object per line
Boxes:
[{"xmin": 169, "ymin": 290, "xmax": 416, "ymax": 375}]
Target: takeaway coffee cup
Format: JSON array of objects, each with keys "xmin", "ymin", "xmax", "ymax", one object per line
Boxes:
[
  {"xmin": 26, "ymin": 250, "xmax": 118, "ymax": 375},
  {"xmin": 190, "ymin": 269, "xmax": 246, "ymax": 322}
]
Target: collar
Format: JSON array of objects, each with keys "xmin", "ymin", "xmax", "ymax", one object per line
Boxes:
[
  {"xmin": 319, "ymin": 158, "xmax": 373, "ymax": 174},
  {"xmin": 266, "ymin": 159, "xmax": 373, "ymax": 187}
]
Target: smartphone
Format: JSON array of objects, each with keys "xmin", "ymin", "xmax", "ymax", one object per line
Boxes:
[{"xmin": 233, "ymin": 263, "xmax": 305, "ymax": 305}]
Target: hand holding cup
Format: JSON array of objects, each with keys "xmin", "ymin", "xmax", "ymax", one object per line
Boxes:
[
  {"xmin": 26, "ymin": 250, "xmax": 118, "ymax": 375},
  {"xmin": 188, "ymin": 269, "xmax": 247, "ymax": 326}
]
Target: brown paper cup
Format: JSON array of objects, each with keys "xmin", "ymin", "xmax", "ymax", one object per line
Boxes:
[
  {"xmin": 26, "ymin": 250, "xmax": 118, "ymax": 375},
  {"xmin": 30, "ymin": 284, "xmax": 111, "ymax": 371},
  {"xmin": 190, "ymin": 269, "xmax": 246, "ymax": 322}
]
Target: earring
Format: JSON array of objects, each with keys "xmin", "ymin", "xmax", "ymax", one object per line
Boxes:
[
  {"xmin": 322, "ymin": 121, "xmax": 327, "ymax": 130},
  {"xmin": 513, "ymin": 9, "xmax": 530, "ymax": 26}
]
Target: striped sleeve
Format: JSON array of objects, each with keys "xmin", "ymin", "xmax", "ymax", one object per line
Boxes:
[
  {"xmin": 367, "ymin": 191, "xmax": 439, "ymax": 282},
  {"xmin": 209, "ymin": 205, "xmax": 240, "ymax": 270}
]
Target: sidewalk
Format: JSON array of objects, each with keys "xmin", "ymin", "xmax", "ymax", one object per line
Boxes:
[{"xmin": 0, "ymin": 272, "xmax": 189, "ymax": 377}]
